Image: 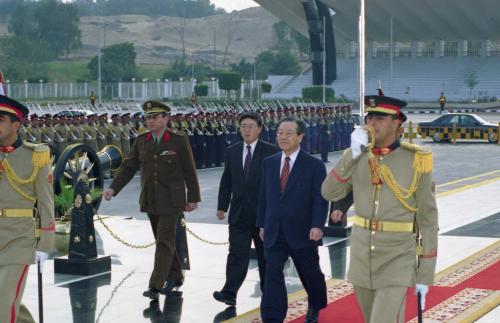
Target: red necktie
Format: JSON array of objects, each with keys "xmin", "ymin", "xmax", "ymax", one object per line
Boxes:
[{"xmin": 280, "ymin": 156, "xmax": 290, "ymax": 192}]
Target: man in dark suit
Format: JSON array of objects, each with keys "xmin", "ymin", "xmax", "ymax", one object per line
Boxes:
[
  {"xmin": 257, "ymin": 116, "xmax": 328, "ymax": 323},
  {"xmin": 103, "ymin": 101, "xmax": 201, "ymax": 300},
  {"xmin": 214, "ymin": 112, "xmax": 279, "ymax": 306}
]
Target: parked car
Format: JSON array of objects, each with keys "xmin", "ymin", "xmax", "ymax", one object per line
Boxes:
[{"xmin": 417, "ymin": 113, "xmax": 498, "ymax": 143}]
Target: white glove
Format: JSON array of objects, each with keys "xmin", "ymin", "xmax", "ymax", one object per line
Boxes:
[
  {"xmin": 36, "ymin": 251, "xmax": 49, "ymax": 274},
  {"xmin": 350, "ymin": 127, "xmax": 369, "ymax": 159},
  {"xmin": 414, "ymin": 284, "xmax": 429, "ymax": 310}
]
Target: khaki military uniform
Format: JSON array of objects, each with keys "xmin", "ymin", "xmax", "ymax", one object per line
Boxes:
[
  {"xmin": 118, "ymin": 123, "xmax": 131, "ymax": 157},
  {"xmin": 82, "ymin": 123, "xmax": 98, "ymax": 152},
  {"xmin": 96, "ymin": 123, "xmax": 109, "ymax": 151},
  {"xmin": 70, "ymin": 124, "xmax": 84, "ymax": 144},
  {"xmin": 0, "ymin": 142, "xmax": 55, "ymax": 323},
  {"xmin": 53, "ymin": 124, "xmax": 68, "ymax": 156},
  {"xmin": 29, "ymin": 126, "xmax": 42, "ymax": 144},
  {"xmin": 41, "ymin": 125, "xmax": 54, "ymax": 146},
  {"xmin": 106, "ymin": 124, "xmax": 122, "ymax": 151},
  {"xmin": 109, "ymin": 130, "xmax": 200, "ymax": 290},
  {"xmin": 321, "ymin": 142, "xmax": 438, "ymax": 323}
]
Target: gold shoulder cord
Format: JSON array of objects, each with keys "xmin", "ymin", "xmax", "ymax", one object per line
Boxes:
[
  {"xmin": 1, "ymin": 149, "xmax": 50, "ymax": 202},
  {"xmin": 366, "ymin": 128, "xmax": 433, "ymax": 212}
]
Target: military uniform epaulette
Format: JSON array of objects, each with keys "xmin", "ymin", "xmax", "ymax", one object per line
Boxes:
[
  {"xmin": 22, "ymin": 141, "xmax": 51, "ymax": 168},
  {"xmin": 400, "ymin": 142, "xmax": 433, "ymax": 173},
  {"xmin": 169, "ymin": 129, "xmax": 185, "ymax": 136},
  {"xmin": 400, "ymin": 142, "xmax": 432, "ymax": 155},
  {"xmin": 137, "ymin": 130, "xmax": 151, "ymax": 138}
]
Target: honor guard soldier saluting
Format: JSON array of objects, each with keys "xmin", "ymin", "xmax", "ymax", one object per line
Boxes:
[
  {"xmin": 103, "ymin": 101, "xmax": 201, "ymax": 300},
  {"xmin": 0, "ymin": 95, "xmax": 55, "ymax": 323},
  {"xmin": 321, "ymin": 95, "xmax": 438, "ymax": 323}
]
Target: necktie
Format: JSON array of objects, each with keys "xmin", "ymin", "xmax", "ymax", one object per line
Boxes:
[
  {"xmin": 280, "ymin": 156, "xmax": 290, "ymax": 192},
  {"xmin": 243, "ymin": 145, "xmax": 252, "ymax": 178}
]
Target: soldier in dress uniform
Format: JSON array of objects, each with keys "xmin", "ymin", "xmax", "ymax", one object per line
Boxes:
[
  {"xmin": 439, "ymin": 92, "xmax": 446, "ymax": 114},
  {"xmin": 83, "ymin": 113, "xmax": 99, "ymax": 152},
  {"xmin": 53, "ymin": 115, "xmax": 68, "ymax": 156},
  {"xmin": 204, "ymin": 113, "xmax": 216, "ymax": 168},
  {"xmin": 193, "ymin": 113, "xmax": 206, "ymax": 169},
  {"xmin": 119, "ymin": 113, "xmax": 132, "ymax": 157},
  {"xmin": 108, "ymin": 113, "xmax": 122, "ymax": 151},
  {"xmin": 70, "ymin": 114, "xmax": 84, "ymax": 145},
  {"xmin": 30, "ymin": 114, "xmax": 43, "ymax": 144},
  {"xmin": 321, "ymin": 95, "xmax": 438, "ymax": 323},
  {"xmin": 103, "ymin": 100, "xmax": 201, "ymax": 300},
  {"xmin": 0, "ymin": 95, "xmax": 55, "ymax": 323},
  {"xmin": 96, "ymin": 113, "xmax": 109, "ymax": 150},
  {"xmin": 319, "ymin": 111, "xmax": 331, "ymax": 163},
  {"xmin": 40, "ymin": 114, "xmax": 54, "ymax": 146}
]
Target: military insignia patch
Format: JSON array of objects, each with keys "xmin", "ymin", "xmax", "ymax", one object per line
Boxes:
[
  {"xmin": 369, "ymin": 98, "xmax": 376, "ymax": 107},
  {"xmin": 47, "ymin": 173, "xmax": 54, "ymax": 184}
]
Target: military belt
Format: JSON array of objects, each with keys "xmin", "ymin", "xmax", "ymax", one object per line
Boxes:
[
  {"xmin": 352, "ymin": 215, "xmax": 414, "ymax": 232},
  {"xmin": 0, "ymin": 208, "xmax": 34, "ymax": 218}
]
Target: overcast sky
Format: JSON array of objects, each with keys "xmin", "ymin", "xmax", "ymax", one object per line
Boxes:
[{"xmin": 211, "ymin": 0, "xmax": 259, "ymax": 12}]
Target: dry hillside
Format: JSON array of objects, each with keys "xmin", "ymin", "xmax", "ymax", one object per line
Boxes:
[{"xmin": 0, "ymin": 7, "xmax": 279, "ymax": 65}]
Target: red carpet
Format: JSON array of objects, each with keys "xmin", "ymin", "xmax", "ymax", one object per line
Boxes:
[
  {"xmin": 287, "ymin": 244, "xmax": 500, "ymax": 323},
  {"xmin": 230, "ymin": 241, "xmax": 500, "ymax": 323}
]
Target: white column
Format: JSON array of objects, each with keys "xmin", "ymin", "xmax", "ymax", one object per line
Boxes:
[
  {"xmin": 54, "ymin": 82, "xmax": 58, "ymax": 98},
  {"xmin": 39, "ymin": 80, "xmax": 43, "ymax": 98},
  {"xmin": 24, "ymin": 80, "xmax": 28, "ymax": 98},
  {"xmin": 240, "ymin": 79, "xmax": 245, "ymax": 100},
  {"xmin": 180, "ymin": 78, "xmax": 184, "ymax": 98},
  {"xmin": 132, "ymin": 78, "xmax": 136, "ymax": 100},
  {"xmin": 164, "ymin": 79, "xmax": 169, "ymax": 97}
]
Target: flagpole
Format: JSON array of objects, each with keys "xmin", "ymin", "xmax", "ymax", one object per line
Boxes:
[{"xmin": 358, "ymin": 0, "xmax": 366, "ymax": 124}]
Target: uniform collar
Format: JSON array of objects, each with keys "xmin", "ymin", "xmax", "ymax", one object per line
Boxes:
[
  {"xmin": 0, "ymin": 137, "xmax": 22, "ymax": 153},
  {"xmin": 372, "ymin": 140, "xmax": 400, "ymax": 155}
]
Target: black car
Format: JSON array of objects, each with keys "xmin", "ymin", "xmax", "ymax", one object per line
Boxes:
[{"xmin": 417, "ymin": 113, "xmax": 498, "ymax": 143}]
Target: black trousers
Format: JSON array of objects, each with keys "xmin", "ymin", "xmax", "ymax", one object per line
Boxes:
[
  {"xmin": 261, "ymin": 234, "xmax": 327, "ymax": 323},
  {"xmin": 221, "ymin": 222, "xmax": 266, "ymax": 297}
]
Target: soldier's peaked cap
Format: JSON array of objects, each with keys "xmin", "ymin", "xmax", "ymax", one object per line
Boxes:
[
  {"xmin": 142, "ymin": 100, "xmax": 171, "ymax": 115},
  {"xmin": 0, "ymin": 95, "xmax": 29, "ymax": 121},
  {"xmin": 365, "ymin": 95, "xmax": 407, "ymax": 123}
]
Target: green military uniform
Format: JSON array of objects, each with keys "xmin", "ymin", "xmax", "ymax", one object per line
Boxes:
[
  {"xmin": 321, "ymin": 96, "xmax": 438, "ymax": 323},
  {"xmin": 108, "ymin": 101, "xmax": 201, "ymax": 292},
  {"xmin": 0, "ymin": 95, "xmax": 55, "ymax": 323}
]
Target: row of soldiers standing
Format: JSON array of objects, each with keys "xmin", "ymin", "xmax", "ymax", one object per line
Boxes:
[
  {"xmin": 168, "ymin": 104, "xmax": 356, "ymax": 168},
  {"xmin": 20, "ymin": 104, "xmax": 355, "ymax": 167},
  {"xmin": 21, "ymin": 112, "xmax": 144, "ymax": 159}
]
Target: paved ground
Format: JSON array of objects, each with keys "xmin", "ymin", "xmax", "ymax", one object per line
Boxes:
[{"xmin": 20, "ymin": 112, "xmax": 500, "ymax": 323}]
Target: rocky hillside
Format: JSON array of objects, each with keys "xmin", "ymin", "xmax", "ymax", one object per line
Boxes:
[{"xmin": 0, "ymin": 7, "xmax": 279, "ymax": 65}]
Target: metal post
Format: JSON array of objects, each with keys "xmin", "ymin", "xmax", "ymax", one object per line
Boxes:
[
  {"xmin": 390, "ymin": 16, "xmax": 394, "ymax": 81},
  {"xmin": 358, "ymin": 0, "xmax": 366, "ymax": 123},
  {"xmin": 322, "ymin": 16, "xmax": 326, "ymax": 105}
]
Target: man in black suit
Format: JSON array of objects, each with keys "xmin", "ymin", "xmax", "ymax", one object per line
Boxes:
[{"xmin": 213, "ymin": 112, "xmax": 279, "ymax": 306}]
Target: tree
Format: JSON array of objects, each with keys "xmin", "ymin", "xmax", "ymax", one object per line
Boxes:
[
  {"xmin": 261, "ymin": 82, "xmax": 272, "ymax": 93},
  {"xmin": 87, "ymin": 43, "xmax": 138, "ymax": 82},
  {"xmin": 464, "ymin": 68, "xmax": 479, "ymax": 99},
  {"xmin": 230, "ymin": 59, "xmax": 253, "ymax": 80},
  {"xmin": 9, "ymin": 0, "xmax": 81, "ymax": 57},
  {"xmin": 254, "ymin": 50, "xmax": 301, "ymax": 79},
  {"xmin": 0, "ymin": 36, "xmax": 51, "ymax": 81},
  {"xmin": 194, "ymin": 84, "xmax": 208, "ymax": 97},
  {"xmin": 302, "ymin": 86, "xmax": 335, "ymax": 103},
  {"xmin": 218, "ymin": 71, "xmax": 242, "ymax": 98}
]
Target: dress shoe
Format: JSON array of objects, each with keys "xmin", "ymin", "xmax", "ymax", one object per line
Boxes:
[
  {"xmin": 213, "ymin": 291, "xmax": 236, "ymax": 306},
  {"xmin": 160, "ymin": 280, "xmax": 184, "ymax": 294},
  {"xmin": 143, "ymin": 288, "xmax": 160, "ymax": 300},
  {"xmin": 304, "ymin": 308, "xmax": 319, "ymax": 323}
]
